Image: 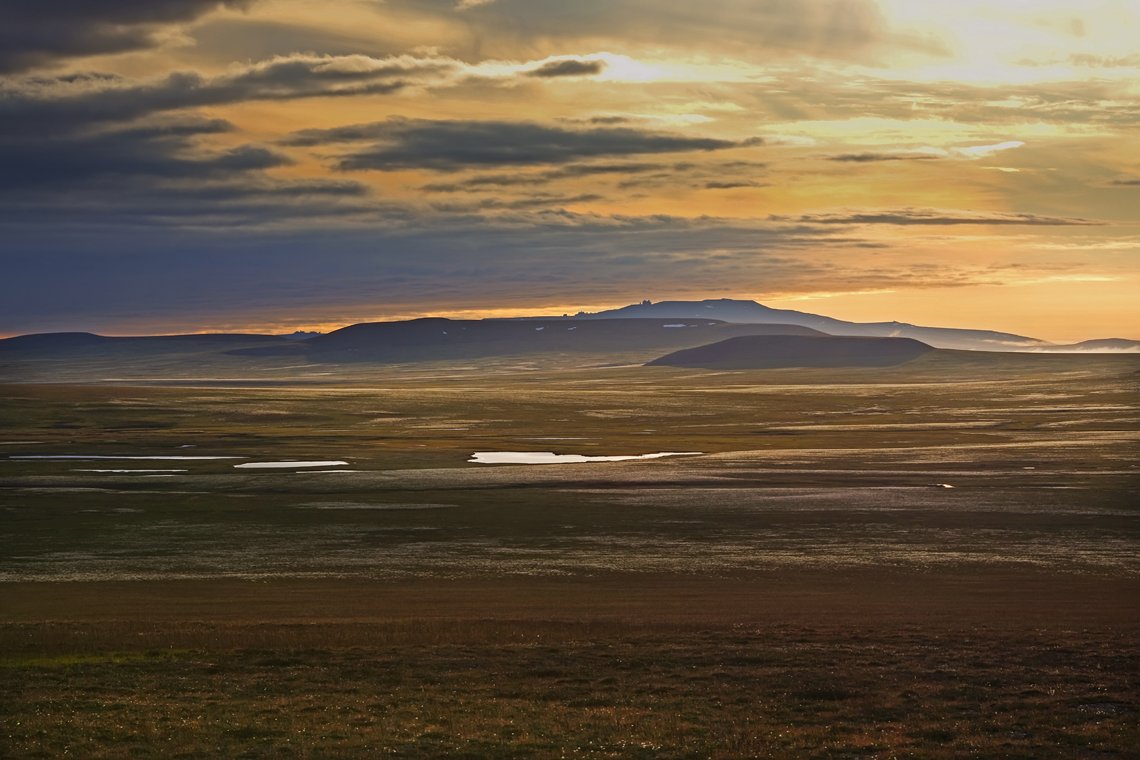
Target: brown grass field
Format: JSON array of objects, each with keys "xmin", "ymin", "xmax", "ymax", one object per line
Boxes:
[{"xmin": 1, "ymin": 349, "xmax": 1138, "ymax": 757}]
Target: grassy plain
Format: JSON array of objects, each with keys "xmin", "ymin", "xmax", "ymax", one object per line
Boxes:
[{"xmin": 1, "ymin": 349, "xmax": 1138, "ymax": 757}]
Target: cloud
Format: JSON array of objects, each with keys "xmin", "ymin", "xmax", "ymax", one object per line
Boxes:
[
  {"xmin": 0, "ymin": 0, "xmax": 254, "ymax": 73},
  {"xmin": 420, "ymin": 159, "xmax": 770, "ymax": 194},
  {"xmin": 0, "ymin": 54, "xmax": 460, "ymax": 137},
  {"xmin": 581, "ymin": 116, "xmax": 636, "ymax": 125},
  {"xmin": 0, "ymin": 50, "xmax": 680, "ymax": 139},
  {"xmin": 166, "ymin": 179, "xmax": 370, "ymax": 201},
  {"xmin": 730, "ymin": 72, "xmax": 1140, "ymax": 130},
  {"xmin": 0, "ymin": 117, "xmax": 290, "ymax": 191},
  {"xmin": 524, "ymin": 57, "xmax": 606, "ymax": 78},
  {"xmin": 381, "ymin": 0, "xmax": 926, "ymax": 63},
  {"xmin": 0, "ymin": 175, "xmax": 380, "ymax": 230},
  {"xmin": 6, "ymin": 50, "xmax": 739, "ymax": 226},
  {"xmin": 1021, "ymin": 53, "xmax": 1140, "ymax": 69},
  {"xmin": 825, "ymin": 141, "xmax": 1024, "ymax": 164},
  {"xmin": 544, "ymin": 162, "xmax": 663, "ymax": 179},
  {"xmin": 421, "ymin": 162, "xmax": 662, "ymax": 191},
  {"xmin": 786, "ymin": 208, "xmax": 1102, "ymax": 226},
  {"xmin": 0, "ymin": 52, "xmax": 418, "ymax": 226},
  {"xmin": 0, "ymin": 105, "xmax": 373, "ymax": 229},
  {"xmin": 1110, "ymin": 177, "xmax": 1140, "ymax": 186},
  {"xmin": 951, "ymin": 140, "xmax": 1025, "ymax": 159},
  {"xmin": 705, "ymin": 181, "xmax": 765, "ymax": 189},
  {"xmin": 828, "ymin": 152, "xmax": 944, "ymax": 163},
  {"xmin": 430, "ymin": 193, "xmax": 606, "ymax": 212},
  {"xmin": 284, "ymin": 118, "xmax": 753, "ymax": 171},
  {"xmin": 189, "ymin": 17, "xmax": 397, "ymax": 63},
  {"xmin": 418, "ymin": 159, "xmax": 766, "ymax": 195}
]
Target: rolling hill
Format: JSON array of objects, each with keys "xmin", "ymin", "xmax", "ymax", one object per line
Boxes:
[{"xmin": 646, "ymin": 334, "xmax": 937, "ymax": 369}]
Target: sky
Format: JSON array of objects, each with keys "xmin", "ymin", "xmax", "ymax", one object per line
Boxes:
[{"xmin": 2, "ymin": 0, "xmax": 1138, "ymax": 341}]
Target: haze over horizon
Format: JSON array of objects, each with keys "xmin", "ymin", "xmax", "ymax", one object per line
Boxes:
[{"xmin": 3, "ymin": 1, "xmax": 1139, "ymax": 341}]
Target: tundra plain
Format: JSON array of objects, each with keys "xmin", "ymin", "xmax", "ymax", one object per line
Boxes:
[{"xmin": 2, "ymin": 350, "xmax": 1138, "ymax": 757}]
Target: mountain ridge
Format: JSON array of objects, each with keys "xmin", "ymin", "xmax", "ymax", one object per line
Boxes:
[
  {"xmin": 2, "ymin": 301, "xmax": 1137, "ymax": 357},
  {"xmin": 572, "ymin": 298, "xmax": 1046, "ymax": 351}
]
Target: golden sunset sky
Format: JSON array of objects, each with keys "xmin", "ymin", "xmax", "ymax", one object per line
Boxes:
[{"xmin": 2, "ymin": 0, "xmax": 1138, "ymax": 340}]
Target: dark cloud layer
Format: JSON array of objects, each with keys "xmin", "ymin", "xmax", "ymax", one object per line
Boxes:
[
  {"xmin": 284, "ymin": 118, "xmax": 755, "ymax": 171},
  {"xmin": 0, "ymin": 177, "xmax": 378, "ymax": 231},
  {"xmin": 421, "ymin": 163, "xmax": 660, "ymax": 191},
  {"xmin": 787, "ymin": 209, "xmax": 1102, "ymax": 226},
  {"xmin": 0, "ymin": 83, "xmax": 361, "ymax": 219},
  {"xmin": 828, "ymin": 152, "xmax": 943, "ymax": 163},
  {"xmin": 418, "ymin": 159, "xmax": 769, "ymax": 195},
  {"xmin": 0, "ymin": 119, "xmax": 288, "ymax": 191},
  {"xmin": 525, "ymin": 58, "xmax": 606, "ymax": 78},
  {"xmin": 0, "ymin": 55, "xmax": 452, "ymax": 137},
  {"xmin": 0, "ymin": 1, "xmax": 252, "ymax": 73},
  {"xmin": 705, "ymin": 181, "xmax": 764, "ymax": 189}
]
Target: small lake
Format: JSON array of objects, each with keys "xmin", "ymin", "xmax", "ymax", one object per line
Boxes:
[
  {"xmin": 234, "ymin": 461, "xmax": 350, "ymax": 469},
  {"xmin": 9, "ymin": 455, "xmax": 240, "ymax": 461},
  {"xmin": 73, "ymin": 469, "xmax": 189, "ymax": 474},
  {"xmin": 469, "ymin": 451, "xmax": 702, "ymax": 465}
]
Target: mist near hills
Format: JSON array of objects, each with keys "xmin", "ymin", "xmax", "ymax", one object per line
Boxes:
[{"xmin": 1025, "ymin": 338, "xmax": 1140, "ymax": 354}]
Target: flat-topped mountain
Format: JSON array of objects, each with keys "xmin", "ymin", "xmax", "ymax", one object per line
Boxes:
[
  {"xmin": 647, "ymin": 335, "xmax": 937, "ymax": 369},
  {"xmin": 284, "ymin": 318, "xmax": 825, "ymax": 362},
  {"xmin": 575, "ymin": 299, "xmax": 1044, "ymax": 352}
]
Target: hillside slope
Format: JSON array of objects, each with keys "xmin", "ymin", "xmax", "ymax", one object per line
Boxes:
[{"xmin": 647, "ymin": 334, "xmax": 936, "ymax": 369}]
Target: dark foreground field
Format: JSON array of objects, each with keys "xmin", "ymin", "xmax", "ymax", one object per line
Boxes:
[
  {"xmin": 2, "ymin": 350, "xmax": 1138, "ymax": 757},
  {"xmin": 4, "ymin": 573, "xmax": 1138, "ymax": 759}
]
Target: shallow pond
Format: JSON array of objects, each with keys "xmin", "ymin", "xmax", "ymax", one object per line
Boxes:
[{"xmin": 469, "ymin": 451, "xmax": 702, "ymax": 465}]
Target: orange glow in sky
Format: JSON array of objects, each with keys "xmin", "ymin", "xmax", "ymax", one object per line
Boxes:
[{"xmin": 2, "ymin": 0, "xmax": 1138, "ymax": 340}]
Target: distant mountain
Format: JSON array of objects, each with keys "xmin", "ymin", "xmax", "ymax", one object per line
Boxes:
[
  {"xmin": 647, "ymin": 335, "xmax": 936, "ymax": 370},
  {"xmin": 4, "ymin": 308, "xmax": 1133, "ymax": 370},
  {"xmin": 0, "ymin": 332, "xmax": 288, "ymax": 356},
  {"xmin": 250, "ymin": 317, "xmax": 826, "ymax": 363},
  {"xmin": 0, "ymin": 332, "xmax": 108, "ymax": 352},
  {"xmin": 574, "ymin": 299, "xmax": 1046, "ymax": 351}
]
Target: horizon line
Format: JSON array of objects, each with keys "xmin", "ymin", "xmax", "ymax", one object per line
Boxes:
[{"xmin": 3, "ymin": 297, "xmax": 1138, "ymax": 344}]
